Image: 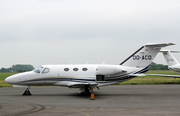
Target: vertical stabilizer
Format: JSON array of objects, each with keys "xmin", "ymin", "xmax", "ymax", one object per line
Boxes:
[
  {"xmin": 120, "ymin": 43, "xmax": 175, "ymax": 68},
  {"xmin": 160, "ymin": 50, "xmax": 180, "ymax": 66}
]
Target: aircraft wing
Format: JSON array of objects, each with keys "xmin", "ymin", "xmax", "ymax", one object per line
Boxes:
[
  {"xmin": 129, "ymin": 74, "xmax": 146, "ymax": 77},
  {"xmin": 147, "ymin": 74, "xmax": 180, "ymax": 78},
  {"xmin": 54, "ymin": 81, "xmax": 98, "ymax": 88}
]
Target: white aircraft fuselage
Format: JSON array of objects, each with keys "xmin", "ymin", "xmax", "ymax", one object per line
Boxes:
[
  {"xmin": 5, "ymin": 43, "xmax": 175, "ymax": 98},
  {"xmin": 169, "ymin": 64, "xmax": 180, "ymax": 74},
  {"xmin": 5, "ymin": 64, "xmax": 144, "ymax": 87}
]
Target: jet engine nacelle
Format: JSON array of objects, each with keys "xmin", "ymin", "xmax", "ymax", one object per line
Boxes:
[{"xmin": 97, "ymin": 65, "xmax": 123, "ymax": 75}]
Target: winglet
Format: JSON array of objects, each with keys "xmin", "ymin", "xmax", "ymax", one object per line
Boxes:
[{"xmin": 145, "ymin": 43, "xmax": 175, "ymax": 47}]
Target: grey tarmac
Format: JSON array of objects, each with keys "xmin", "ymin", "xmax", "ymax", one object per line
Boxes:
[{"xmin": 0, "ymin": 85, "xmax": 180, "ymax": 116}]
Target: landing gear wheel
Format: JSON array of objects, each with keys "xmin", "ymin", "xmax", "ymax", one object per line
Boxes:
[
  {"xmin": 85, "ymin": 87, "xmax": 91, "ymax": 95},
  {"xmin": 80, "ymin": 87, "xmax": 91, "ymax": 95},
  {"xmin": 22, "ymin": 89, "xmax": 32, "ymax": 96}
]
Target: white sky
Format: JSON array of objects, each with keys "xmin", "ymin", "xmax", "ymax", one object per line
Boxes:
[{"xmin": 0, "ymin": 0, "xmax": 180, "ymax": 68}]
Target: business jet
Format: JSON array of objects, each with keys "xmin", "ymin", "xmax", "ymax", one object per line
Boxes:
[
  {"xmin": 147, "ymin": 50, "xmax": 180, "ymax": 78},
  {"xmin": 5, "ymin": 43, "xmax": 174, "ymax": 99}
]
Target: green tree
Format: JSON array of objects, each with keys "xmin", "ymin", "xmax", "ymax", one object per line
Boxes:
[
  {"xmin": 148, "ymin": 62, "xmax": 168, "ymax": 70},
  {"xmin": 0, "ymin": 64, "xmax": 34, "ymax": 73}
]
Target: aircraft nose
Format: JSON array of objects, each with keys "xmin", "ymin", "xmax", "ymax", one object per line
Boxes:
[
  {"xmin": 5, "ymin": 75, "xmax": 18, "ymax": 84},
  {"xmin": 5, "ymin": 77, "xmax": 11, "ymax": 84}
]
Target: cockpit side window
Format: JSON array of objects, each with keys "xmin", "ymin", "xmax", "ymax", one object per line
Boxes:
[
  {"xmin": 33, "ymin": 66, "xmax": 44, "ymax": 73},
  {"xmin": 42, "ymin": 68, "xmax": 50, "ymax": 74}
]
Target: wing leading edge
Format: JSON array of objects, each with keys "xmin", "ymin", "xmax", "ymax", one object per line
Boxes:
[
  {"xmin": 54, "ymin": 81, "xmax": 98, "ymax": 88},
  {"xmin": 147, "ymin": 74, "xmax": 180, "ymax": 78}
]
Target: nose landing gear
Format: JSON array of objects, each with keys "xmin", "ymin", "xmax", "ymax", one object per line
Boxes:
[{"xmin": 22, "ymin": 88, "xmax": 32, "ymax": 96}]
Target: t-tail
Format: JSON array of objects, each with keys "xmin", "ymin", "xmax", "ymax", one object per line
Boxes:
[
  {"xmin": 120, "ymin": 43, "xmax": 175, "ymax": 69},
  {"xmin": 160, "ymin": 50, "xmax": 180, "ymax": 67}
]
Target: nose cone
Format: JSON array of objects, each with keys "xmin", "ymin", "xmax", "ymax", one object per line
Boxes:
[
  {"xmin": 5, "ymin": 77, "xmax": 10, "ymax": 83},
  {"xmin": 5, "ymin": 71, "xmax": 35, "ymax": 84},
  {"xmin": 5, "ymin": 75, "xmax": 19, "ymax": 84}
]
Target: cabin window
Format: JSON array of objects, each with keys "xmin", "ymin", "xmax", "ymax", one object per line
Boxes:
[
  {"xmin": 42, "ymin": 68, "xmax": 50, "ymax": 74},
  {"xmin": 82, "ymin": 68, "xmax": 88, "ymax": 71},
  {"xmin": 64, "ymin": 68, "xmax": 69, "ymax": 71},
  {"xmin": 73, "ymin": 68, "xmax": 78, "ymax": 71}
]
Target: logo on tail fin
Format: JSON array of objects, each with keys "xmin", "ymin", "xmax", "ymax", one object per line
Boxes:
[{"xmin": 167, "ymin": 58, "xmax": 174, "ymax": 62}]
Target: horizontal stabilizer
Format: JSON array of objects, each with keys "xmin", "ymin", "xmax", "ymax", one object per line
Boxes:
[{"xmin": 145, "ymin": 43, "xmax": 175, "ymax": 47}]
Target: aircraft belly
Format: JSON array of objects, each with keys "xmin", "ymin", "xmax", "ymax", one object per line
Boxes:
[
  {"xmin": 17, "ymin": 81, "xmax": 56, "ymax": 85},
  {"xmin": 97, "ymin": 76, "xmax": 135, "ymax": 87}
]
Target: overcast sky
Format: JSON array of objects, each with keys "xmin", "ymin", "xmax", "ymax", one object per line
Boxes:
[{"xmin": 0, "ymin": 0, "xmax": 180, "ymax": 68}]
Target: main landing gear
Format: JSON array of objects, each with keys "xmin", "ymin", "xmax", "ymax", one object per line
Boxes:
[
  {"xmin": 79, "ymin": 87, "xmax": 96, "ymax": 100},
  {"xmin": 22, "ymin": 88, "xmax": 32, "ymax": 96}
]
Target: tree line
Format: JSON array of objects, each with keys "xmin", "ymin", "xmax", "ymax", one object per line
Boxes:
[
  {"xmin": 0, "ymin": 64, "xmax": 34, "ymax": 73},
  {"xmin": 148, "ymin": 62, "xmax": 168, "ymax": 70}
]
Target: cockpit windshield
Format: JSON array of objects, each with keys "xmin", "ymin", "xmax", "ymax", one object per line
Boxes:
[{"xmin": 33, "ymin": 66, "xmax": 44, "ymax": 73}]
